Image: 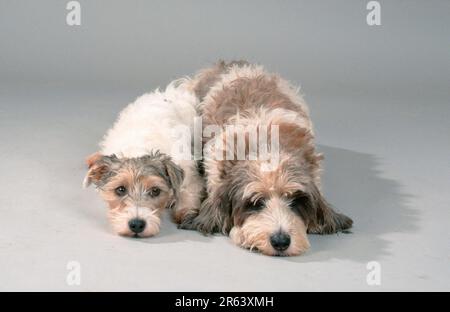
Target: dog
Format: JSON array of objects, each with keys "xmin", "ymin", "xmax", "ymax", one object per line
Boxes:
[
  {"xmin": 180, "ymin": 61, "xmax": 353, "ymax": 256},
  {"xmin": 83, "ymin": 81, "xmax": 204, "ymax": 237}
]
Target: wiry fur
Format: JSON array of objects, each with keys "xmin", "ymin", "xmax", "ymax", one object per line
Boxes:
[
  {"xmin": 181, "ymin": 61, "xmax": 353, "ymax": 256},
  {"xmin": 84, "ymin": 82, "xmax": 204, "ymax": 237}
]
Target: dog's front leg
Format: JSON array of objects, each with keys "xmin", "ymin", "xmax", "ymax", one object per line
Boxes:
[
  {"xmin": 172, "ymin": 166, "xmax": 205, "ymax": 225},
  {"xmin": 179, "ymin": 180, "xmax": 232, "ymax": 235}
]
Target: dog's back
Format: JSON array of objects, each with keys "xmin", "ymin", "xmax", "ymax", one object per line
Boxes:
[
  {"xmin": 100, "ymin": 81, "xmax": 198, "ymax": 159},
  {"xmin": 188, "ymin": 61, "xmax": 312, "ymax": 132}
]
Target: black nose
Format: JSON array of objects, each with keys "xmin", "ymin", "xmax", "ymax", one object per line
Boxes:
[
  {"xmin": 270, "ymin": 232, "xmax": 291, "ymax": 251},
  {"xmin": 128, "ymin": 218, "xmax": 146, "ymax": 234}
]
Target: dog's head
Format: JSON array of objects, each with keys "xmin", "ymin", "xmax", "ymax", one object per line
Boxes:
[
  {"xmin": 202, "ymin": 122, "xmax": 352, "ymax": 256},
  {"xmin": 83, "ymin": 151, "xmax": 184, "ymax": 237},
  {"xmin": 225, "ymin": 156, "xmax": 317, "ymax": 256}
]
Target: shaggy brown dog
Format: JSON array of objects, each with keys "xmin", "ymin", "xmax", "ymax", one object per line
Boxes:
[{"xmin": 180, "ymin": 61, "xmax": 353, "ymax": 256}]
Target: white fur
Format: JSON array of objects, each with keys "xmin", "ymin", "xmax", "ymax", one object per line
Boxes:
[
  {"xmin": 99, "ymin": 80, "xmax": 204, "ymax": 224},
  {"xmin": 100, "ymin": 80, "xmax": 198, "ymax": 158}
]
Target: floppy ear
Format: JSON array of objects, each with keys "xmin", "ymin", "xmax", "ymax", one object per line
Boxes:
[
  {"xmin": 162, "ymin": 158, "xmax": 185, "ymax": 192},
  {"xmin": 85, "ymin": 152, "xmax": 102, "ymax": 169},
  {"xmin": 83, "ymin": 154, "xmax": 119, "ymax": 188},
  {"xmin": 306, "ymin": 184, "xmax": 353, "ymax": 234}
]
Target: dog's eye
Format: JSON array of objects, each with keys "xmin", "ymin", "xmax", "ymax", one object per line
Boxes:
[
  {"xmin": 149, "ymin": 187, "xmax": 161, "ymax": 197},
  {"xmin": 245, "ymin": 199, "xmax": 265, "ymax": 212},
  {"xmin": 115, "ymin": 186, "xmax": 127, "ymax": 196},
  {"xmin": 289, "ymin": 192, "xmax": 308, "ymax": 210}
]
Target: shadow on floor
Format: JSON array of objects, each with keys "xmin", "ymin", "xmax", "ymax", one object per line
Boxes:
[{"xmin": 286, "ymin": 145, "xmax": 418, "ymax": 263}]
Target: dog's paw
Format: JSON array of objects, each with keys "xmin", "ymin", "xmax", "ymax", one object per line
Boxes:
[
  {"xmin": 178, "ymin": 216, "xmax": 220, "ymax": 235},
  {"xmin": 178, "ymin": 220, "xmax": 195, "ymax": 231},
  {"xmin": 177, "ymin": 214, "xmax": 196, "ymax": 230}
]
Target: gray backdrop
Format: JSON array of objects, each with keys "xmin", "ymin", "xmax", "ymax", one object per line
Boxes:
[{"xmin": 0, "ymin": 0, "xmax": 449, "ymax": 291}]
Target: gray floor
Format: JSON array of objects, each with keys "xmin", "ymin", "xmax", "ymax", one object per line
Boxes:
[{"xmin": 0, "ymin": 1, "xmax": 449, "ymax": 291}]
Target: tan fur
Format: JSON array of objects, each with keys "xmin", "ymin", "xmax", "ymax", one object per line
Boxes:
[
  {"xmin": 191, "ymin": 61, "xmax": 227, "ymax": 101},
  {"xmin": 85, "ymin": 152, "xmax": 102, "ymax": 168},
  {"xmin": 84, "ymin": 153, "xmax": 185, "ymax": 238},
  {"xmin": 230, "ymin": 197, "xmax": 310, "ymax": 256},
  {"xmin": 189, "ymin": 60, "xmax": 250, "ymax": 102},
  {"xmin": 180, "ymin": 61, "xmax": 353, "ymax": 256},
  {"xmin": 202, "ymin": 76, "xmax": 308, "ymax": 128},
  {"xmin": 96, "ymin": 165, "xmax": 172, "ymax": 237}
]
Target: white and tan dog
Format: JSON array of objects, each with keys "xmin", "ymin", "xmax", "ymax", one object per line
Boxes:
[
  {"xmin": 84, "ymin": 81, "xmax": 204, "ymax": 237},
  {"xmin": 180, "ymin": 61, "xmax": 353, "ymax": 256}
]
